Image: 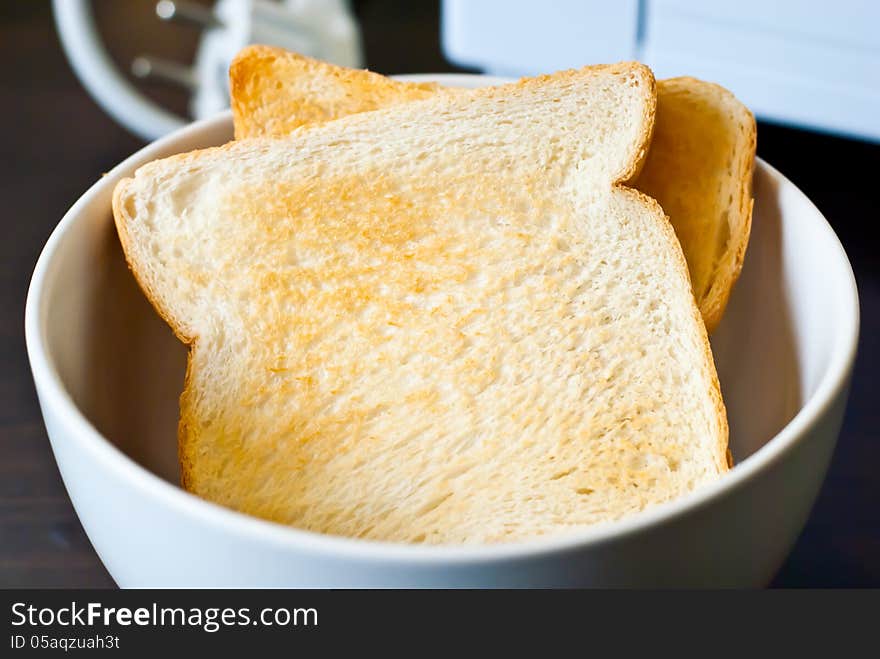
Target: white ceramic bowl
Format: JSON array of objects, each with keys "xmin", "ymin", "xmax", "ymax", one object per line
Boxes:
[{"xmin": 25, "ymin": 75, "xmax": 859, "ymax": 587}]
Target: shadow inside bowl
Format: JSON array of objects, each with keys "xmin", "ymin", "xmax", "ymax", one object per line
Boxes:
[
  {"xmin": 711, "ymin": 167, "xmax": 802, "ymax": 463},
  {"xmin": 78, "ymin": 218, "xmax": 186, "ymax": 484}
]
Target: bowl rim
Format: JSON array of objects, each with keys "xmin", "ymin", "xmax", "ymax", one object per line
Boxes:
[{"xmin": 25, "ymin": 74, "xmax": 860, "ymax": 564}]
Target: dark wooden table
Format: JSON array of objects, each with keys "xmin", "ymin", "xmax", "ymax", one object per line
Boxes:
[{"xmin": 1, "ymin": 1, "xmax": 877, "ymax": 588}]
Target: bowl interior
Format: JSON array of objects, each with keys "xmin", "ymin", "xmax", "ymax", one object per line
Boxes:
[{"xmin": 37, "ymin": 112, "xmax": 852, "ymax": 494}]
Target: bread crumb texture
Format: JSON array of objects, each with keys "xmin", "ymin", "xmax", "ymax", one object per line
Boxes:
[
  {"xmin": 231, "ymin": 48, "xmax": 756, "ymax": 333},
  {"xmin": 115, "ymin": 64, "xmax": 727, "ymax": 544}
]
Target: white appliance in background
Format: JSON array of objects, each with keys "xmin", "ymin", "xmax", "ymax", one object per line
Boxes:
[
  {"xmin": 54, "ymin": 0, "xmax": 362, "ymax": 141},
  {"xmin": 442, "ymin": 0, "xmax": 880, "ymax": 142}
]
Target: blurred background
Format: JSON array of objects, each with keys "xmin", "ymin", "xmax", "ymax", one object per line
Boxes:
[{"xmin": 1, "ymin": 0, "xmax": 877, "ymax": 587}]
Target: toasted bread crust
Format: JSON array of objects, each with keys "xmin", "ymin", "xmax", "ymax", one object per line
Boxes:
[
  {"xmin": 114, "ymin": 180, "xmax": 192, "ymax": 345},
  {"xmin": 114, "ymin": 179, "xmax": 202, "ymax": 488},
  {"xmin": 640, "ymin": 77, "xmax": 756, "ymax": 334},
  {"xmin": 622, "ymin": 188, "xmax": 729, "ymax": 473}
]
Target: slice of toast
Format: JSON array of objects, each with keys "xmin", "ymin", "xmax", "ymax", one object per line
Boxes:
[
  {"xmin": 231, "ymin": 46, "xmax": 756, "ymax": 332},
  {"xmin": 115, "ymin": 64, "xmax": 728, "ymax": 544}
]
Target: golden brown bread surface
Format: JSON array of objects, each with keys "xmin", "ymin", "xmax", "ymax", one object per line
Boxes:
[
  {"xmin": 231, "ymin": 46, "xmax": 756, "ymax": 332},
  {"xmin": 634, "ymin": 77, "xmax": 756, "ymax": 331},
  {"xmin": 231, "ymin": 45, "xmax": 441, "ymax": 139},
  {"xmin": 114, "ymin": 64, "xmax": 728, "ymax": 544}
]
